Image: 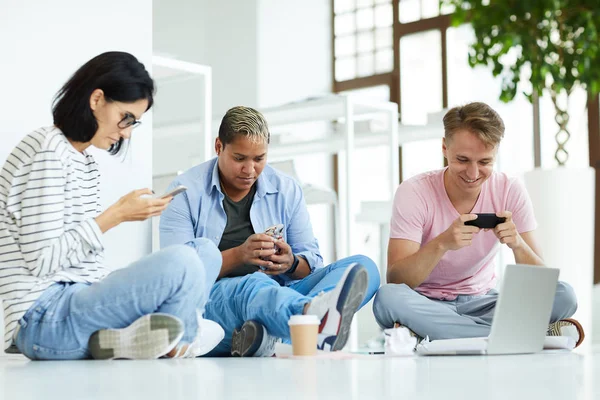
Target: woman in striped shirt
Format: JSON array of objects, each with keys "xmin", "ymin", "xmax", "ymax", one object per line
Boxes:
[{"xmin": 0, "ymin": 52, "xmax": 223, "ymax": 360}]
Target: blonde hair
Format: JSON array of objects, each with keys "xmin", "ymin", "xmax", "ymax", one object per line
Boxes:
[
  {"xmin": 218, "ymin": 106, "xmax": 270, "ymax": 146},
  {"xmin": 443, "ymin": 102, "xmax": 505, "ymax": 147}
]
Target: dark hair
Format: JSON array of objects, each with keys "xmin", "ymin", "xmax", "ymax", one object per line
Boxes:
[{"xmin": 52, "ymin": 51, "xmax": 155, "ymax": 155}]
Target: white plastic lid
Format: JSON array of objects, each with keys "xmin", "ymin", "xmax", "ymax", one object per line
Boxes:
[{"xmin": 288, "ymin": 315, "xmax": 320, "ymax": 326}]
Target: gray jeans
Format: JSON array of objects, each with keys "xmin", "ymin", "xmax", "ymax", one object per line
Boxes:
[{"xmin": 372, "ymin": 281, "xmax": 577, "ymax": 340}]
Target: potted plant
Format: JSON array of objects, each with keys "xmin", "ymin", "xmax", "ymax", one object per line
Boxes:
[
  {"xmin": 442, "ymin": 0, "xmax": 600, "ymax": 165},
  {"xmin": 442, "ymin": 0, "xmax": 600, "ymax": 345}
]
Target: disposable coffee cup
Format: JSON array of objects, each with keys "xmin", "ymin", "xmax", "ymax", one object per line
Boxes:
[{"xmin": 288, "ymin": 315, "xmax": 320, "ymax": 356}]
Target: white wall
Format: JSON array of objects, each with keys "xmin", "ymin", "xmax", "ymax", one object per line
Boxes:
[
  {"xmin": 153, "ymin": 0, "xmax": 207, "ymax": 65},
  {"xmin": 255, "ymin": 0, "xmax": 334, "ymax": 262},
  {"xmin": 0, "ymin": 0, "xmax": 153, "ymax": 342},
  {"xmin": 153, "ymin": 0, "xmax": 209, "ymax": 131},
  {"xmin": 257, "ymin": 0, "xmax": 332, "ymax": 108},
  {"xmin": 153, "ymin": 0, "xmax": 260, "ymax": 124},
  {"xmin": 152, "ymin": 0, "xmax": 334, "ymax": 230},
  {"xmin": 152, "ymin": 0, "xmax": 260, "ymax": 177}
]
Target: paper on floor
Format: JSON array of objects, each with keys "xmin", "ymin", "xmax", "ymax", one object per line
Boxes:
[{"xmin": 384, "ymin": 326, "xmax": 417, "ymax": 356}]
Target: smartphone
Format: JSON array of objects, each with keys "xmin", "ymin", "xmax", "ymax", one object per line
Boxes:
[
  {"xmin": 260, "ymin": 224, "xmax": 284, "ymax": 270},
  {"xmin": 156, "ymin": 185, "xmax": 187, "ymax": 199},
  {"xmin": 464, "ymin": 213, "xmax": 506, "ymax": 229},
  {"xmin": 264, "ymin": 224, "xmax": 284, "ymax": 240}
]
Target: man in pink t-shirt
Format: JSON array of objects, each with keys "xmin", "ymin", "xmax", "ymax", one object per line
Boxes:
[{"xmin": 373, "ymin": 102, "xmax": 583, "ymax": 346}]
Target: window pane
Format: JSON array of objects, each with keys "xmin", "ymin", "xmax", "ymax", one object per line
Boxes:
[
  {"xmin": 446, "ymin": 25, "xmax": 534, "ymax": 174},
  {"xmin": 357, "ymin": 31, "xmax": 374, "ymax": 53},
  {"xmin": 440, "ymin": 2, "xmax": 455, "ymax": 14},
  {"xmin": 421, "ymin": 0, "xmax": 440, "ymax": 19},
  {"xmin": 400, "ymin": 30, "xmax": 444, "ymax": 175},
  {"xmin": 375, "ymin": 27, "xmax": 392, "ymax": 49},
  {"xmin": 375, "ymin": 48, "xmax": 393, "ymax": 73},
  {"xmin": 335, "ymin": 35, "xmax": 356, "ymax": 58},
  {"xmin": 335, "ymin": 57, "xmax": 356, "ymax": 81},
  {"xmin": 400, "ymin": 30, "xmax": 443, "ymax": 124},
  {"xmin": 357, "ymin": 53, "xmax": 375, "ymax": 76},
  {"xmin": 356, "ymin": 0, "xmax": 373, "ymax": 8},
  {"xmin": 374, "ymin": 0, "xmax": 390, "ymax": 4},
  {"xmin": 374, "ymin": 3, "xmax": 393, "ymax": 27},
  {"xmin": 356, "ymin": 7, "xmax": 374, "ymax": 30},
  {"xmin": 399, "ymin": 0, "xmax": 420, "ymax": 23},
  {"xmin": 335, "ymin": 13, "xmax": 356, "ymax": 36},
  {"xmin": 334, "ymin": 0, "xmax": 355, "ymax": 14},
  {"xmin": 341, "ymin": 86, "xmax": 393, "ymax": 201}
]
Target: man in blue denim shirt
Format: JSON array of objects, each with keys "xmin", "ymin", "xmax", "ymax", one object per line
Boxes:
[{"xmin": 160, "ymin": 106, "xmax": 380, "ymax": 356}]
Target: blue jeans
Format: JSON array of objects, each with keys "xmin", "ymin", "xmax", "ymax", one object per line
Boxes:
[
  {"xmin": 15, "ymin": 238, "xmax": 221, "ymax": 360},
  {"xmin": 373, "ymin": 281, "xmax": 578, "ymax": 340},
  {"xmin": 205, "ymin": 254, "xmax": 380, "ymax": 356}
]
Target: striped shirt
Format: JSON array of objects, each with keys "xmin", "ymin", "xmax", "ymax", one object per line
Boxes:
[{"xmin": 0, "ymin": 126, "xmax": 110, "ymax": 350}]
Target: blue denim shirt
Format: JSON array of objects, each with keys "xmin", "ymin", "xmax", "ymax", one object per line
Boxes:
[{"xmin": 159, "ymin": 157, "xmax": 323, "ymax": 285}]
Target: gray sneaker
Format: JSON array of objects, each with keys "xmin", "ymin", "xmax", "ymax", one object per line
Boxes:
[
  {"xmin": 231, "ymin": 320, "xmax": 277, "ymax": 357},
  {"xmin": 89, "ymin": 313, "xmax": 184, "ymax": 360}
]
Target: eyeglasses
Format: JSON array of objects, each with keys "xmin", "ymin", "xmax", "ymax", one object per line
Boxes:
[
  {"xmin": 117, "ymin": 112, "xmax": 142, "ymax": 129},
  {"xmin": 114, "ymin": 103, "xmax": 142, "ymax": 129}
]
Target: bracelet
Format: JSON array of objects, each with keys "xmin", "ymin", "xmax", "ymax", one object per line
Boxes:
[{"xmin": 285, "ymin": 254, "xmax": 300, "ymax": 275}]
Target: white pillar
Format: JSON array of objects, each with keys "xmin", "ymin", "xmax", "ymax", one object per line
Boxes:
[{"xmin": 524, "ymin": 167, "xmax": 595, "ymax": 349}]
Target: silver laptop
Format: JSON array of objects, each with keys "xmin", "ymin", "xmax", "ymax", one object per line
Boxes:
[{"xmin": 417, "ymin": 264, "xmax": 559, "ymax": 356}]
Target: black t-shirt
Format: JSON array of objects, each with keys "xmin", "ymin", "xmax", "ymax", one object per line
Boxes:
[{"xmin": 218, "ymin": 184, "xmax": 257, "ymax": 277}]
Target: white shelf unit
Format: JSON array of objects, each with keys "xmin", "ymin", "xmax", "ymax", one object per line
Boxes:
[
  {"xmin": 354, "ymin": 113, "xmax": 444, "ymax": 284},
  {"xmin": 151, "ymin": 56, "xmax": 213, "ymax": 252},
  {"xmin": 261, "ymin": 95, "xmax": 444, "ymax": 285},
  {"xmin": 261, "ymin": 94, "xmax": 400, "ymax": 262},
  {"xmin": 152, "ymin": 55, "xmax": 213, "ymax": 162}
]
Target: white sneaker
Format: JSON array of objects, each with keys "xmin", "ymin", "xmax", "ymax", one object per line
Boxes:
[
  {"xmin": 89, "ymin": 313, "xmax": 184, "ymax": 360},
  {"xmin": 305, "ymin": 263, "xmax": 368, "ymax": 351},
  {"xmin": 171, "ymin": 311, "xmax": 225, "ymax": 358}
]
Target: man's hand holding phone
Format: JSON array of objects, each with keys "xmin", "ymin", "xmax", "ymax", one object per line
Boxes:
[
  {"xmin": 438, "ymin": 214, "xmax": 480, "ymax": 251},
  {"xmin": 259, "ymin": 224, "xmax": 293, "ymax": 275},
  {"xmin": 236, "ymin": 233, "xmax": 278, "ymax": 270},
  {"xmin": 261, "ymin": 240, "xmax": 295, "ymax": 276},
  {"xmin": 492, "ymin": 211, "xmax": 522, "ymax": 249}
]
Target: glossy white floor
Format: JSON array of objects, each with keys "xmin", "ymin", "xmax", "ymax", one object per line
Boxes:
[{"xmin": 1, "ymin": 346, "xmax": 598, "ymax": 400}]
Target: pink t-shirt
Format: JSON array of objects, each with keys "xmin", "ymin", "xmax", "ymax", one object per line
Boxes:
[{"xmin": 390, "ymin": 168, "xmax": 537, "ymax": 300}]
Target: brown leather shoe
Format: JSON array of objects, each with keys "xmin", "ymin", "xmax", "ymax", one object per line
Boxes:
[{"xmin": 547, "ymin": 318, "xmax": 585, "ymax": 348}]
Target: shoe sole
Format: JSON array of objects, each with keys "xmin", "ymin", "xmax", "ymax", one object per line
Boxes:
[
  {"xmin": 231, "ymin": 320, "xmax": 263, "ymax": 357},
  {"xmin": 89, "ymin": 314, "xmax": 184, "ymax": 360},
  {"xmin": 330, "ymin": 264, "xmax": 368, "ymax": 351}
]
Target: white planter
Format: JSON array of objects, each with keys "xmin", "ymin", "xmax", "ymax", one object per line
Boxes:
[{"xmin": 524, "ymin": 167, "xmax": 595, "ymax": 347}]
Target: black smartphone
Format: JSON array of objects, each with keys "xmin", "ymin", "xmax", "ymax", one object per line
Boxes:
[{"xmin": 464, "ymin": 213, "xmax": 506, "ymax": 229}]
